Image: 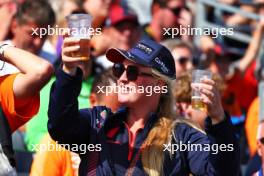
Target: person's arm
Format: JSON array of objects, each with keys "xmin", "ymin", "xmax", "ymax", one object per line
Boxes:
[
  {"xmin": 48, "ymin": 37, "xmax": 97, "ymax": 146},
  {"xmin": 0, "ymin": 45, "xmax": 54, "ymax": 99},
  {"xmin": 238, "ymin": 18, "xmax": 264, "ymax": 72},
  {"xmin": 185, "ymin": 76, "xmax": 240, "ymax": 175},
  {"xmin": 0, "ymin": 1, "xmax": 16, "ymax": 41},
  {"xmin": 174, "ymin": 116, "xmax": 240, "ymax": 175}
]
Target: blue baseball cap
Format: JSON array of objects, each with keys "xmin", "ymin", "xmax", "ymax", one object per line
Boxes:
[{"xmin": 106, "ymin": 39, "xmax": 176, "ymax": 80}]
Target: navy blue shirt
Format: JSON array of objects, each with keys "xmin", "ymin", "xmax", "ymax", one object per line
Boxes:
[{"xmin": 48, "ymin": 68, "xmax": 240, "ymax": 176}]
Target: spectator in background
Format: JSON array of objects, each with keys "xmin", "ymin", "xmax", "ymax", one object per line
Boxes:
[
  {"xmin": 143, "ymin": 0, "xmax": 193, "ymax": 42},
  {"xmin": 246, "ymin": 97, "xmax": 260, "ymax": 158},
  {"xmin": 89, "ymin": 69, "xmax": 120, "ymax": 112},
  {"xmin": 0, "ymin": 0, "xmax": 17, "ymax": 41},
  {"xmin": 25, "ymin": 0, "xmax": 112, "ymax": 152},
  {"xmin": 218, "ymin": 0, "xmax": 255, "ymax": 26},
  {"xmin": 53, "ymin": 0, "xmax": 111, "ymax": 65},
  {"xmin": 253, "ymin": 121, "xmax": 264, "ymax": 176},
  {"xmin": 245, "ymin": 97, "xmax": 262, "ymax": 176},
  {"xmin": 0, "ymin": 0, "xmax": 56, "ymax": 73},
  {"xmin": 25, "ymin": 58, "xmax": 99, "ymax": 152},
  {"xmin": 29, "ymin": 69, "xmax": 119, "ymax": 176},
  {"xmin": 173, "ymin": 71, "xmax": 225, "ymax": 129},
  {"xmin": 92, "ymin": 1, "xmax": 141, "ymax": 68},
  {"xmin": 47, "ymin": 0, "xmax": 83, "ymax": 66},
  {"xmin": 83, "ymin": 0, "xmax": 111, "ymax": 28},
  {"xmin": 126, "ymin": 0, "xmax": 152, "ymax": 25},
  {"xmin": 162, "ymin": 39, "xmax": 194, "ymax": 78},
  {"xmin": 0, "ymin": 43, "xmax": 53, "ymax": 167},
  {"xmin": 211, "ymin": 17, "xmax": 264, "ymax": 116}
]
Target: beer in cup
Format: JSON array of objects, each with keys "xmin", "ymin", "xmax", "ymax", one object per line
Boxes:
[
  {"xmin": 191, "ymin": 69, "xmax": 212, "ymax": 112},
  {"xmin": 66, "ymin": 14, "xmax": 92, "ymax": 60}
]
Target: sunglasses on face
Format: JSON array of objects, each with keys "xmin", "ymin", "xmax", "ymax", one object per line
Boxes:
[
  {"xmin": 169, "ymin": 7, "xmax": 182, "ymax": 16},
  {"xmin": 112, "ymin": 63, "xmax": 153, "ymax": 81},
  {"xmin": 178, "ymin": 57, "xmax": 190, "ymax": 65},
  {"xmin": 259, "ymin": 137, "xmax": 264, "ymax": 144}
]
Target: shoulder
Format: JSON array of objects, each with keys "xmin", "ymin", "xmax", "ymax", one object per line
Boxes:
[
  {"xmin": 172, "ymin": 119, "xmax": 207, "ymax": 143},
  {"xmin": 0, "ymin": 74, "xmax": 18, "ymax": 87}
]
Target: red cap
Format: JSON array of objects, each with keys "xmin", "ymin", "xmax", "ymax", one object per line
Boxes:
[{"xmin": 108, "ymin": 2, "xmax": 138, "ymax": 26}]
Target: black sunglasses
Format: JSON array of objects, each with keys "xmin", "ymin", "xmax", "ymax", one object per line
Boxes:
[
  {"xmin": 259, "ymin": 137, "xmax": 264, "ymax": 144},
  {"xmin": 170, "ymin": 7, "xmax": 182, "ymax": 16},
  {"xmin": 178, "ymin": 57, "xmax": 190, "ymax": 65},
  {"xmin": 112, "ymin": 63, "xmax": 153, "ymax": 81}
]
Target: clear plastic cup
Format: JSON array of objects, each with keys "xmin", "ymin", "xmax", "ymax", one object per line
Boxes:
[
  {"xmin": 66, "ymin": 14, "xmax": 92, "ymax": 60},
  {"xmin": 191, "ymin": 69, "xmax": 212, "ymax": 111}
]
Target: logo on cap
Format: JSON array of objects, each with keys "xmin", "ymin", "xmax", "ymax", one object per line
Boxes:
[
  {"xmin": 136, "ymin": 43, "xmax": 153, "ymax": 55},
  {"xmin": 127, "ymin": 51, "xmax": 134, "ymax": 58},
  {"xmin": 154, "ymin": 57, "xmax": 169, "ymax": 73}
]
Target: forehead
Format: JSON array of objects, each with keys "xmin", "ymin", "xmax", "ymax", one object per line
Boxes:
[
  {"xmin": 167, "ymin": 0, "xmax": 184, "ymax": 7},
  {"xmin": 122, "ymin": 60, "xmax": 151, "ymax": 70},
  {"xmin": 172, "ymin": 47, "xmax": 191, "ymax": 57}
]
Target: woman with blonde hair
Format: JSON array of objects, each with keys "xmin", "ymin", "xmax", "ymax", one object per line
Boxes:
[{"xmin": 48, "ymin": 38, "xmax": 239, "ymax": 175}]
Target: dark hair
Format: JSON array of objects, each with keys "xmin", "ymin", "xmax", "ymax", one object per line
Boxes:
[
  {"xmin": 91, "ymin": 68, "xmax": 117, "ymax": 100},
  {"xmin": 15, "ymin": 0, "xmax": 56, "ymax": 27},
  {"xmin": 152, "ymin": 0, "xmax": 168, "ymax": 7}
]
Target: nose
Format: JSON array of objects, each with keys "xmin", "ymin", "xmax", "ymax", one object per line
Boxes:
[
  {"xmin": 33, "ymin": 37, "xmax": 42, "ymax": 48},
  {"xmin": 122, "ymin": 28, "xmax": 132, "ymax": 37},
  {"xmin": 186, "ymin": 61, "xmax": 193, "ymax": 70},
  {"xmin": 118, "ymin": 69, "xmax": 128, "ymax": 83}
]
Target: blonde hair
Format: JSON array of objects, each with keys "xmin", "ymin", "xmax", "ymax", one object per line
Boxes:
[{"xmin": 141, "ymin": 70, "xmax": 203, "ymax": 176}]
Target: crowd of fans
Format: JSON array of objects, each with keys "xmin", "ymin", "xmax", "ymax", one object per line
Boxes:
[{"xmin": 0, "ymin": 0, "xmax": 264, "ymax": 175}]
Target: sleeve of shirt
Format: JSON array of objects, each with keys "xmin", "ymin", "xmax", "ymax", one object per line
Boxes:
[
  {"xmin": 0, "ymin": 74, "xmax": 40, "ymax": 132},
  {"xmin": 174, "ymin": 114, "xmax": 240, "ymax": 176},
  {"xmin": 48, "ymin": 68, "xmax": 111, "ymax": 149}
]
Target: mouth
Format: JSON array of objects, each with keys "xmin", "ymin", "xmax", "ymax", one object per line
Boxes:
[{"xmin": 120, "ymin": 85, "xmax": 134, "ymax": 94}]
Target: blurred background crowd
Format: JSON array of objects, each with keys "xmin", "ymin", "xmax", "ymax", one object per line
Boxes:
[{"xmin": 0, "ymin": 0, "xmax": 264, "ymax": 175}]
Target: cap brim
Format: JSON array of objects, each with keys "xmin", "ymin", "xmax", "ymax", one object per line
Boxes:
[
  {"xmin": 106, "ymin": 48, "xmax": 130, "ymax": 63},
  {"xmin": 111, "ymin": 16, "xmax": 139, "ymax": 26},
  {"xmin": 106, "ymin": 48, "xmax": 149, "ymax": 67}
]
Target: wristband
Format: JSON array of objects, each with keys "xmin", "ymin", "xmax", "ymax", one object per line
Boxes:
[{"xmin": 0, "ymin": 43, "xmax": 15, "ymax": 60}]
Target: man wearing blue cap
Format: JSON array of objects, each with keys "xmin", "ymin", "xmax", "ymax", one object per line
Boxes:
[{"xmin": 48, "ymin": 38, "xmax": 240, "ymax": 175}]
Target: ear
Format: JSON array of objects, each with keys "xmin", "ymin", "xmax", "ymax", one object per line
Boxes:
[
  {"xmin": 89, "ymin": 93, "xmax": 98, "ymax": 107},
  {"xmin": 257, "ymin": 141, "xmax": 263, "ymax": 157},
  {"xmin": 10, "ymin": 19, "xmax": 18, "ymax": 35}
]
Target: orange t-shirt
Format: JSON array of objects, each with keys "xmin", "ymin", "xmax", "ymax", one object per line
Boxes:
[
  {"xmin": 0, "ymin": 74, "xmax": 40, "ymax": 132},
  {"xmin": 30, "ymin": 134, "xmax": 80, "ymax": 176},
  {"xmin": 245, "ymin": 97, "xmax": 259, "ymax": 157}
]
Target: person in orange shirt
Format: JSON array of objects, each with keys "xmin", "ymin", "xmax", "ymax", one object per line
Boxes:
[
  {"xmin": 30, "ymin": 69, "xmax": 119, "ymax": 176},
  {"xmin": 245, "ymin": 97, "xmax": 259, "ymax": 157},
  {"xmin": 30, "ymin": 134, "xmax": 81, "ymax": 176},
  {"xmin": 0, "ymin": 43, "xmax": 54, "ymax": 167}
]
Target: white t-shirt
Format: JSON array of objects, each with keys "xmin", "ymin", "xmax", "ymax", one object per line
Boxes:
[
  {"xmin": 0, "ymin": 39, "xmax": 57, "ymax": 76},
  {"xmin": 0, "ymin": 40, "xmax": 20, "ymax": 76}
]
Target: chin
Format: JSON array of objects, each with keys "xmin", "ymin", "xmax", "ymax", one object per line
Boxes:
[{"xmin": 118, "ymin": 94, "xmax": 136, "ymax": 106}]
